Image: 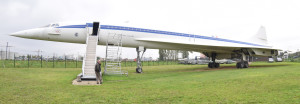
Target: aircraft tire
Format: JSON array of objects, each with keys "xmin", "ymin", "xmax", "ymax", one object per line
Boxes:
[
  {"xmin": 208, "ymin": 63, "xmax": 213, "ymax": 68},
  {"xmin": 243, "ymin": 61, "xmax": 249, "ymax": 68},
  {"xmin": 136, "ymin": 68, "xmax": 142, "ymax": 73},
  {"xmin": 236, "ymin": 62, "xmax": 244, "ymax": 69},
  {"xmin": 214, "ymin": 63, "xmax": 220, "ymax": 68}
]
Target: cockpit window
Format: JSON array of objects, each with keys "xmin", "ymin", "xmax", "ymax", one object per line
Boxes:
[
  {"xmin": 42, "ymin": 24, "xmax": 50, "ymax": 27},
  {"xmin": 41, "ymin": 23, "xmax": 59, "ymax": 28},
  {"xmin": 51, "ymin": 24, "xmax": 59, "ymax": 27}
]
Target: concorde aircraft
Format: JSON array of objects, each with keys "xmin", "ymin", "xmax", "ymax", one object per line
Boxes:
[{"xmin": 11, "ymin": 22, "xmax": 279, "ymax": 73}]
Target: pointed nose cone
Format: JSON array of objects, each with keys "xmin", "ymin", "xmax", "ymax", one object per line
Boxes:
[
  {"xmin": 10, "ymin": 31, "xmax": 27, "ymax": 38},
  {"xmin": 10, "ymin": 28, "xmax": 44, "ymax": 39}
]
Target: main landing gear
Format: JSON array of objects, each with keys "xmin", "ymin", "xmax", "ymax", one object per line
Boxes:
[
  {"xmin": 208, "ymin": 53, "xmax": 220, "ymax": 68},
  {"xmin": 206, "ymin": 52, "xmax": 250, "ymax": 69},
  {"xmin": 136, "ymin": 46, "xmax": 146, "ymax": 73},
  {"xmin": 236, "ymin": 61, "xmax": 249, "ymax": 68},
  {"xmin": 236, "ymin": 52, "xmax": 249, "ymax": 69},
  {"xmin": 208, "ymin": 62, "xmax": 220, "ymax": 68}
]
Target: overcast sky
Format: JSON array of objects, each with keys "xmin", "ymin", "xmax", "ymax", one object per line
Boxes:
[{"xmin": 1, "ymin": 0, "xmax": 300, "ymax": 58}]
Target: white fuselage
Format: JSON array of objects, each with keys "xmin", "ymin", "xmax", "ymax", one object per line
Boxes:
[{"xmin": 11, "ymin": 22, "xmax": 277, "ymax": 59}]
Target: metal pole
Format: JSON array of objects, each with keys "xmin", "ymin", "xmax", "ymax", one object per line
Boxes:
[
  {"xmin": 14, "ymin": 53, "xmax": 15, "ymax": 68},
  {"xmin": 8, "ymin": 47, "xmax": 10, "ymax": 60},
  {"xmin": 5, "ymin": 42, "xmax": 8, "ymax": 60},
  {"xmin": 28, "ymin": 54, "xmax": 29, "ymax": 68},
  {"xmin": 76, "ymin": 58, "xmax": 78, "ymax": 68},
  {"xmin": 6, "ymin": 42, "xmax": 8, "ymax": 60},
  {"xmin": 53, "ymin": 55, "xmax": 54, "ymax": 68},
  {"xmin": 65, "ymin": 56, "xmax": 66, "ymax": 68},
  {"xmin": 41, "ymin": 55, "xmax": 42, "ymax": 68}
]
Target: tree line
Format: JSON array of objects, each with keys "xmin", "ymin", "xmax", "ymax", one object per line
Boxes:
[{"xmin": 158, "ymin": 49, "xmax": 192, "ymax": 61}]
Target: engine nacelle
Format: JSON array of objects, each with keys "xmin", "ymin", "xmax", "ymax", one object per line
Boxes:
[
  {"xmin": 203, "ymin": 52, "xmax": 232, "ymax": 59},
  {"xmin": 216, "ymin": 53, "xmax": 232, "ymax": 59},
  {"xmin": 251, "ymin": 48, "xmax": 278, "ymax": 57}
]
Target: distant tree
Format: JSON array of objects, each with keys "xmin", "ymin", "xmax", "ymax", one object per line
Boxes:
[
  {"xmin": 159, "ymin": 49, "xmax": 166, "ymax": 61},
  {"xmin": 174, "ymin": 50, "xmax": 179, "ymax": 60},
  {"xmin": 159, "ymin": 49, "xmax": 179, "ymax": 61},
  {"xmin": 21, "ymin": 55, "xmax": 25, "ymax": 60},
  {"xmin": 181, "ymin": 51, "xmax": 189, "ymax": 59},
  {"xmin": 166, "ymin": 50, "xmax": 178, "ymax": 61},
  {"xmin": 279, "ymin": 52, "xmax": 284, "ymax": 57}
]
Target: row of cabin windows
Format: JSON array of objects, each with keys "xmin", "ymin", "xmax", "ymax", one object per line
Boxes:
[{"xmin": 42, "ymin": 23, "xmax": 59, "ymax": 27}]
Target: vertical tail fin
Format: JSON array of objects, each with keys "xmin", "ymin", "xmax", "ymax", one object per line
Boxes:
[{"xmin": 251, "ymin": 26, "xmax": 268, "ymax": 45}]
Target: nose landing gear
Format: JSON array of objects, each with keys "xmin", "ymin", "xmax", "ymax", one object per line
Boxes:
[
  {"xmin": 136, "ymin": 46, "xmax": 146, "ymax": 73},
  {"xmin": 208, "ymin": 62, "xmax": 220, "ymax": 68},
  {"xmin": 208, "ymin": 52, "xmax": 220, "ymax": 68},
  {"xmin": 236, "ymin": 50, "xmax": 249, "ymax": 69}
]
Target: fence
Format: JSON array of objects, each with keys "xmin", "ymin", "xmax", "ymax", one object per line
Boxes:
[
  {"xmin": 0, "ymin": 59, "xmax": 82, "ymax": 68},
  {"xmin": 285, "ymin": 58, "xmax": 300, "ymax": 62},
  {"xmin": 0, "ymin": 55, "xmax": 180, "ymax": 68}
]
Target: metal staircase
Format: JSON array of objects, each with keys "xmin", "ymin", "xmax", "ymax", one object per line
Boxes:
[
  {"xmin": 104, "ymin": 33, "xmax": 128, "ymax": 75},
  {"xmin": 81, "ymin": 22, "xmax": 100, "ymax": 79}
]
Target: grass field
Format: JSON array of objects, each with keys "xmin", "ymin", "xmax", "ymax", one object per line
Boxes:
[{"xmin": 0, "ymin": 62, "xmax": 299, "ymax": 103}]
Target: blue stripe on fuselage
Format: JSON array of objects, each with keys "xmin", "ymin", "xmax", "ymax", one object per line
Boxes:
[
  {"xmin": 57, "ymin": 25, "xmax": 86, "ymax": 28},
  {"xmin": 56, "ymin": 23, "xmax": 268, "ymax": 47}
]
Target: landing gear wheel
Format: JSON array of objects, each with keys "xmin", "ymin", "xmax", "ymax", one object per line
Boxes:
[
  {"xmin": 208, "ymin": 63, "xmax": 213, "ymax": 68},
  {"xmin": 236, "ymin": 62, "xmax": 240, "ymax": 68},
  {"xmin": 236, "ymin": 62, "xmax": 244, "ymax": 69},
  {"xmin": 208, "ymin": 63, "xmax": 220, "ymax": 68},
  {"xmin": 214, "ymin": 63, "xmax": 220, "ymax": 68},
  {"xmin": 243, "ymin": 61, "xmax": 249, "ymax": 68},
  {"xmin": 136, "ymin": 68, "xmax": 142, "ymax": 73}
]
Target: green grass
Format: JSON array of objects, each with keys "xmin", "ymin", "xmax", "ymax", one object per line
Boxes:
[{"xmin": 0, "ymin": 62, "xmax": 299, "ymax": 103}]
